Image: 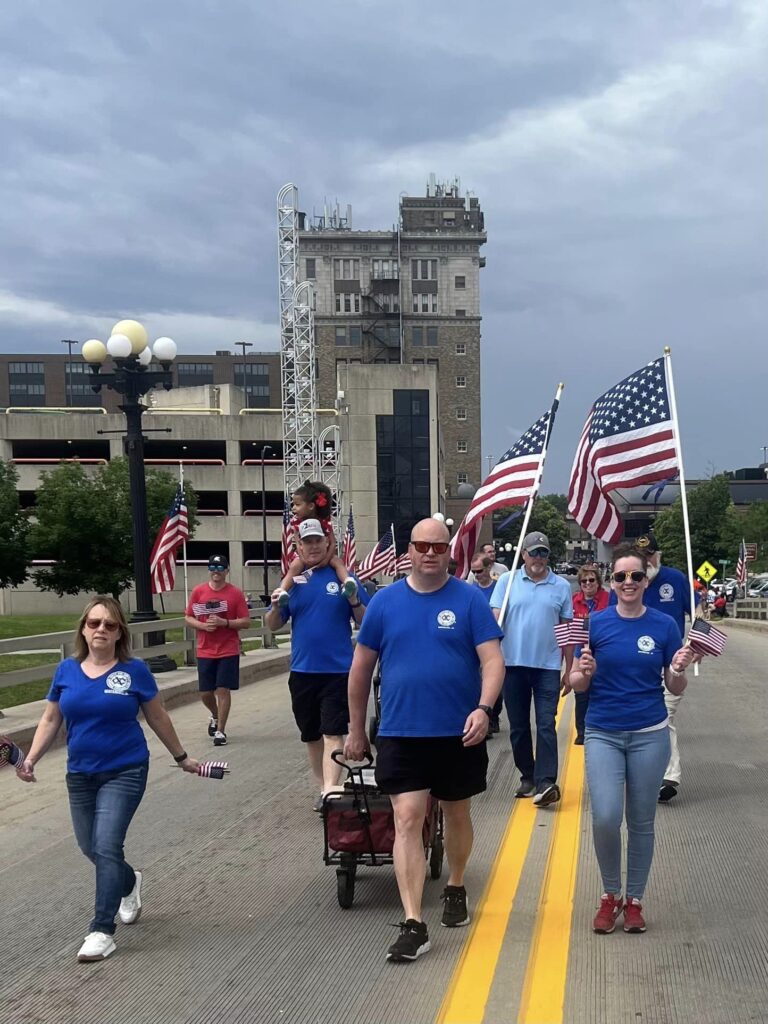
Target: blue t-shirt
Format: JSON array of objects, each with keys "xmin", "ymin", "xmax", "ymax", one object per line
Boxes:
[
  {"xmin": 609, "ymin": 565, "xmax": 691, "ymax": 635},
  {"xmin": 47, "ymin": 658, "xmax": 159, "ymax": 773},
  {"xmin": 357, "ymin": 577, "xmax": 503, "ymax": 737},
  {"xmin": 472, "ymin": 581, "xmax": 496, "ymax": 604},
  {"xmin": 490, "ymin": 568, "xmax": 573, "ymax": 669},
  {"xmin": 586, "ymin": 607, "xmax": 682, "ymax": 732},
  {"xmin": 280, "ymin": 567, "xmax": 369, "ymax": 673}
]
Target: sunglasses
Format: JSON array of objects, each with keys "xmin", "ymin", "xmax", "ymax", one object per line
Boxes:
[
  {"xmin": 526, "ymin": 548, "xmax": 549, "ymax": 558},
  {"xmin": 410, "ymin": 541, "xmax": 450, "ymax": 554},
  {"xmin": 612, "ymin": 570, "xmax": 646, "ymax": 584},
  {"xmin": 581, "ymin": 577, "xmax": 598, "ymax": 584},
  {"xmin": 85, "ymin": 618, "xmax": 120, "ymax": 632}
]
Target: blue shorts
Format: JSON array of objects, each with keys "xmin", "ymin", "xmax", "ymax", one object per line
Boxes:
[{"xmin": 198, "ymin": 655, "xmax": 240, "ymax": 691}]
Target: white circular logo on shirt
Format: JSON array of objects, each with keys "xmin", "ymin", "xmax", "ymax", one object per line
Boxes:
[
  {"xmin": 659, "ymin": 583, "xmax": 674, "ymax": 602},
  {"xmin": 437, "ymin": 609, "xmax": 456, "ymax": 628},
  {"xmin": 637, "ymin": 635, "xmax": 656, "ymax": 654},
  {"xmin": 326, "ymin": 581, "xmax": 340, "ymax": 595},
  {"xmin": 105, "ymin": 671, "xmax": 131, "ymax": 694}
]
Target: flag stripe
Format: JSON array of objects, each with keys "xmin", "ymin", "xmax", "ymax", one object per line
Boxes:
[{"xmin": 150, "ymin": 486, "xmax": 189, "ymax": 594}]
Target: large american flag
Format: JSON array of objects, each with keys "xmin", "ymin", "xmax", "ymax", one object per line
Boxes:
[
  {"xmin": 450, "ymin": 404, "xmax": 558, "ymax": 579},
  {"xmin": 735, "ymin": 538, "xmax": 747, "ymax": 588},
  {"xmin": 568, "ymin": 357, "xmax": 678, "ymax": 543},
  {"xmin": 356, "ymin": 527, "xmax": 395, "ymax": 582},
  {"xmin": 395, "ymin": 551, "xmax": 412, "ymax": 575},
  {"xmin": 150, "ymin": 485, "xmax": 189, "ymax": 594},
  {"xmin": 342, "ymin": 506, "xmax": 357, "ymax": 570},
  {"xmin": 280, "ymin": 497, "xmax": 295, "ymax": 577}
]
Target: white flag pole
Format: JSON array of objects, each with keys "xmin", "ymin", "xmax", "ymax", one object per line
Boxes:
[
  {"xmin": 179, "ymin": 462, "xmax": 189, "ymax": 610},
  {"xmin": 497, "ymin": 383, "xmax": 565, "ymax": 628},
  {"xmin": 663, "ymin": 348, "xmax": 698, "ymax": 675}
]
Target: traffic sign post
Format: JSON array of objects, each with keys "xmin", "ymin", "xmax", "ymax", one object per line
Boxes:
[
  {"xmin": 745, "ymin": 543, "xmax": 757, "ymax": 562},
  {"xmin": 696, "ymin": 560, "xmax": 718, "ymax": 583}
]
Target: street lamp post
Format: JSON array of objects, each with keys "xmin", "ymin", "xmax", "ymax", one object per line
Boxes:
[
  {"xmin": 61, "ymin": 339, "xmax": 77, "ymax": 406},
  {"xmin": 81, "ymin": 322, "xmax": 178, "ymax": 670},
  {"xmin": 260, "ymin": 445, "xmax": 273, "ymax": 604},
  {"xmin": 236, "ymin": 340, "xmax": 253, "ymax": 408}
]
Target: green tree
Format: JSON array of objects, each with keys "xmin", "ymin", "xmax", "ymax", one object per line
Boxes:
[
  {"xmin": 653, "ymin": 475, "xmax": 734, "ymax": 573},
  {"xmin": 541, "ymin": 493, "xmax": 568, "ymax": 516},
  {"xmin": 495, "ymin": 498, "xmax": 569, "ymax": 562},
  {"xmin": 0, "ymin": 460, "xmax": 30, "ymax": 587},
  {"xmin": 31, "ymin": 459, "xmax": 197, "ymax": 597}
]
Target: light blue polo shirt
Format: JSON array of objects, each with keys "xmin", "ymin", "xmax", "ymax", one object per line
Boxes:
[{"xmin": 490, "ymin": 568, "xmax": 573, "ymax": 669}]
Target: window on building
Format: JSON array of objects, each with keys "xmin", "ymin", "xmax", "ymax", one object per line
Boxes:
[
  {"xmin": 456, "ymin": 375, "xmax": 466, "ymax": 388},
  {"xmin": 333, "ymin": 258, "xmax": 359, "ymax": 280},
  {"xmin": 335, "ymin": 327, "xmax": 349, "ymax": 346},
  {"xmin": 456, "ymin": 343, "xmax": 466, "ymax": 355},
  {"xmin": 455, "ymin": 309, "xmax": 466, "ymax": 317},
  {"xmin": 176, "ymin": 363, "xmax": 214, "ymax": 387},
  {"xmin": 349, "ymin": 325, "xmax": 362, "ymax": 345},
  {"xmin": 234, "ymin": 362, "xmax": 270, "ymax": 401},
  {"xmin": 427, "ymin": 358, "xmax": 439, "ymax": 367},
  {"xmin": 411, "ymin": 259, "xmax": 438, "ymax": 281},
  {"xmin": 65, "ymin": 362, "xmax": 102, "ymax": 405},
  {"xmin": 372, "ymin": 292, "xmax": 399, "ymax": 314},
  {"xmin": 335, "ymin": 292, "xmax": 361, "ymax": 314},
  {"xmin": 457, "ymin": 472, "xmax": 468, "ymax": 484},
  {"xmin": 412, "ymin": 326, "xmax": 423, "ymax": 346},
  {"xmin": 305, "ymin": 258, "xmax": 316, "ymax": 278},
  {"xmin": 412, "ymin": 293, "xmax": 438, "ymax": 314},
  {"xmin": 456, "ymin": 407, "xmax": 467, "ymax": 420},
  {"xmin": 372, "ymin": 258, "xmax": 399, "ymax": 280},
  {"xmin": 455, "ymin": 275, "xmax": 466, "ymax": 289},
  {"xmin": 442, "ymin": 211, "xmax": 456, "ymax": 224},
  {"xmin": 9, "ymin": 361, "xmax": 45, "ymax": 406},
  {"xmin": 426, "ymin": 327, "xmax": 438, "ymax": 346},
  {"xmin": 457, "ymin": 440, "xmax": 468, "ymax": 453},
  {"xmin": 412, "ymin": 358, "xmax": 424, "ymax": 364}
]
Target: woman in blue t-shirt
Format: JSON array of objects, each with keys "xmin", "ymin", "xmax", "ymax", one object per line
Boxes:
[
  {"xmin": 16, "ymin": 597, "xmax": 200, "ymax": 963},
  {"xmin": 570, "ymin": 544, "xmax": 693, "ymax": 936}
]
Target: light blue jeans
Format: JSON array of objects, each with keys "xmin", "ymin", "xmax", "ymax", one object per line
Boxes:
[{"xmin": 584, "ymin": 725, "xmax": 670, "ymax": 900}]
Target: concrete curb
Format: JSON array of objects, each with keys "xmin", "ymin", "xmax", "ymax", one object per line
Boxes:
[{"xmin": 1, "ymin": 647, "xmax": 292, "ymax": 751}]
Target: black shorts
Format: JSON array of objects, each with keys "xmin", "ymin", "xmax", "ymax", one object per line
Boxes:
[
  {"xmin": 288, "ymin": 671, "xmax": 349, "ymax": 743},
  {"xmin": 374, "ymin": 736, "xmax": 488, "ymax": 802},
  {"xmin": 198, "ymin": 655, "xmax": 240, "ymax": 692}
]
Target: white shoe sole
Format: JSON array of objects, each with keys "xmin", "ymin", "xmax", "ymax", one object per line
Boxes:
[{"xmin": 78, "ymin": 941, "xmax": 116, "ymax": 962}]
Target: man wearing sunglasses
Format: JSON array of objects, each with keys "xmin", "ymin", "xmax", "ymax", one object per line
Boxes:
[
  {"xmin": 345, "ymin": 518, "xmax": 504, "ymax": 963},
  {"xmin": 490, "ymin": 531, "xmax": 574, "ymax": 807}
]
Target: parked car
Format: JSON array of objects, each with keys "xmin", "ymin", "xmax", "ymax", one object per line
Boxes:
[
  {"xmin": 556, "ymin": 562, "xmax": 578, "ymax": 576},
  {"xmin": 747, "ymin": 577, "xmax": 768, "ymax": 598}
]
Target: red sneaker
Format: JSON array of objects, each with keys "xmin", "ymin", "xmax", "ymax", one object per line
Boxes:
[
  {"xmin": 592, "ymin": 893, "xmax": 623, "ymax": 933},
  {"xmin": 623, "ymin": 897, "xmax": 647, "ymax": 933}
]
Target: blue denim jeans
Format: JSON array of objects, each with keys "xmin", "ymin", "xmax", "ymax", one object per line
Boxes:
[
  {"xmin": 584, "ymin": 726, "xmax": 670, "ymax": 900},
  {"xmin": 66, "ymin": 763, "xmax": 149, "ymax": 934},
  {"xmin": 503, "ymin": 666, "xmax": 561, "ymax": 786}
]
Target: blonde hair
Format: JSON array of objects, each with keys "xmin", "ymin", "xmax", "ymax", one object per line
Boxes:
[
  {"xmin": 578, "ymin": 563, "xmax": 604, "ymax": 588},
  {"xmin": 73, "ymin": 596, "xmax": 132, "ymax": 663}
]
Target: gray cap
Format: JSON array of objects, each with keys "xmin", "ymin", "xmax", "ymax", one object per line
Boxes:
[
  {"xmin": 522, "ymin": 531, "xmax": 550, "ymax": 552},
  {"xmin": 298, "ymin": 518, "xmax": 325, "ymax": 539}
]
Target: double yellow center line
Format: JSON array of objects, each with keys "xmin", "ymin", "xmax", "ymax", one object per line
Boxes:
[{"xmin": 437, "ymin": 716, "xmax": 586, "ymax": 1024}]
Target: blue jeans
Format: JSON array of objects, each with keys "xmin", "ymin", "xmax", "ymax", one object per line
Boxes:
[
  {"xmin": 585, "ymin": 726, "xmax": 670, "ymax": 900},
  {"xmin": 66, "ymin": 763, "xmax": 149, "ymax": 935},
  {"xmin": 503, "ymin": 666, "xmax": 561, "ymax": 786}
]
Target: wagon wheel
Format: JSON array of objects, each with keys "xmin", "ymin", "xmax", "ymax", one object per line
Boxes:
[
  {"xmin": 429, "ymin": 833, "xmax": 444, "ymax": 880},
  {"xmin": 368, "ymin": 715, "xmax": 379, "ymax": 747},
  {"xmin": 336, "ymin": 854, "xmax": 358, "ymax": 909}
]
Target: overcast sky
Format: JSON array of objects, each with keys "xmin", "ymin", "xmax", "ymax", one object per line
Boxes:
[{"xmin": 1, "ymin": 0, "xmax": 765, "ymax": 490}]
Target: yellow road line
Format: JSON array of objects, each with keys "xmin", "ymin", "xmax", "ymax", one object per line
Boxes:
[
  {"xmin": 436, "ymin": 798, "xmax": 538, "ymax": 1024},
  {"xmin": 517, "ymin": 718, "xmax": 585, "ymax": 1024}
]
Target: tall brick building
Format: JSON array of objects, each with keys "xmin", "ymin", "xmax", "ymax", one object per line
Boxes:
[{"xmin": 298, "ymin": 179, "xmax": 486, "ymax": 533}]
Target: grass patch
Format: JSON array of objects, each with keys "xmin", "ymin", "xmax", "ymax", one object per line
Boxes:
[{"xmin": 0, "ymin": 616, "xmax": 78, "ymax": 640}]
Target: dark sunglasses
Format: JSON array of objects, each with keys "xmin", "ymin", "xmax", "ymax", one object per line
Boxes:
[
  {"xmin": 581, "ymin": 577, "xmax": 598, "ymax": 584},
  {"xmin": 410, "ymin": 541, "xmax": 450, "ymax": 554},
  {"xmin": 526, "ymin": 547, "xmax": 549, "ymax": 558},
  {"xmin": 85, "ymin": 617, "xmax": 120, "ymax": 631},
  {"xmin": 612, "ymin": 570, "xmax": 646, "ymax": 584}
]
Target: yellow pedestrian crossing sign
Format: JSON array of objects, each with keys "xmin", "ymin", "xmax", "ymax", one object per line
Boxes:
[{"xmin": 697, "ymin": 561, "xmax": 717, "ymax": 583}]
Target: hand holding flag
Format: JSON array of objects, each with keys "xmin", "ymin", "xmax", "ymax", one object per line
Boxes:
[{"xmin": 687, "ymin": 618, "xmax": 727, "ymax": 657}]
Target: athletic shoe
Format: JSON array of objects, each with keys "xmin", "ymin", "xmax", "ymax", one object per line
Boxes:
[
  {"xmin": 313, "ymin": 793, "xmax": 324, "ymax": 812},
  {"xmin": 386, "ymin": 919, "xmax": 430, "ymax": 962},
  {"xmin": 213, "ymin": 730, "xmax": 227, "ymax": 746},
  {"xmin": 276, "ymin": 589, "xmax": 291, "ymax": 608},
  {"xmin": 574, "ymin": 733, "xmax": 585, "ymax": 746},
  {"xmin": 441, "ymin": 885, "xmax": 470, "ymax": 928},
  {"xmin": 658, "ymin": 781, "xmax": 678, "ymax": 802},
  {"xmin": 533, "ymin": 783, "xmax": 561, "ymax": 806},
  {"xmin": 515, "ymin": 779, "xmax": 536, "ymax": 799},
  {"xmin": 118, "ymin": 870, "xmax": 143, "ymax": 925},
  {"xmin": 623, "ymin": 897, "xmax": 647, "ymax": 933},
  {"xmin": 207, "ymin": 717, "xmax": 217, "ymax": 738},
  {"xmin": 77, "ymin": 932, "xmax": 116, "ymax": 962},
  {"xmin": 592, "ymin": 893, "xmax": 624, "ymax": 934},
  {"xmin": 341, "ymin": 578, "xmax": 358, "ymax": 601}
]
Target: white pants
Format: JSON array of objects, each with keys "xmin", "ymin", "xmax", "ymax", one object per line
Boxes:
[{"xmin": 663, "ymin": 688, "xmax": 683, "ymax": 784}]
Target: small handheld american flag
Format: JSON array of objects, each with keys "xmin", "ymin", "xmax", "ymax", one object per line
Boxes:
[
  {"xmin": 554, "ymin": 617, "xmax": 590, "ymax": 649},
  {"xmin": 687, "ymin": 618, "xmax": 727, "ymax": 657},
  {"xmin": 0, "ymin": 737, "xmax": 25, "ymax": 769},
  {"xmin": 196, "ymin": 761, "xmax": 230, "ymax": 779}
]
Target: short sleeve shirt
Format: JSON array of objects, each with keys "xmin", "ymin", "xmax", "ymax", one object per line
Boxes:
[
  {"xmin": 279, "ymin": 568, "xmax": 369, "ymax": 673},
  {"xmin": 609, "ymin": 565, "xmax": 691, "ymax": 635},
  {"xmin": 490, "ymin": 568, "xmax": 573, "ymax": 669},
  {"xmin": 186, "ymin": 582, "xmax": 250, "ymax": 658}
]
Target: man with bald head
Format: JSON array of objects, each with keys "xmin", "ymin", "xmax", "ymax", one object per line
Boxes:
[{"xmin": 345, "ymin": 518, "xmax": 504, "ymax": 963}]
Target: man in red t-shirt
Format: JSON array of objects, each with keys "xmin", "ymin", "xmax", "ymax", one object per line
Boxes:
[{"xmin": 185, "ymin": 555, "xmax": 251, "ymax": 746}]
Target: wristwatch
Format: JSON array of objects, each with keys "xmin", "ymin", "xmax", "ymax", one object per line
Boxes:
[{"xmin": 477, "ymin": 704, "xmax": 494, "ymax": 719}]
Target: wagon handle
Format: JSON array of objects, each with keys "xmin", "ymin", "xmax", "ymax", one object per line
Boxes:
[{"xmin": 331, "ymin": 749, "xmax": 374, "ymax": 770}]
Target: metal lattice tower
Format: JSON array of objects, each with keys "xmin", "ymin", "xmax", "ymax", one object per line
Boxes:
[{"xmin": 277, "ymin": 184, "xmax": 319, "ymax": 496}]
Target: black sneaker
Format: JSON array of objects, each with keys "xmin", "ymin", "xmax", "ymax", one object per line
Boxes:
[
  {"xmin": 207, "ymin": 717, "xmax": 217, "ymax": 738},
  {"xmin": 658, "ymin": 781, "xmax": 678, "ymax": 802},
  {"xmin": 533, "ymin": 782, "xmax": 561, "ymax": 806},
  {"xmin": 213, "ymin": 730, "xmax": 227, "ymax": 746},
  {"xmin": 441, "ymin": 885, "xmax": 469, "ymax": 928},
  {"xmin": 574, "ymin": 732, "xmax": 585, "ymax": 746},
  {"xmin": 515, "ymin": 779, "xmax": 536, "ymax": 799},
  {"xmin": 386, "ymin": 919, "xmax": 430, "ymax": 962}
]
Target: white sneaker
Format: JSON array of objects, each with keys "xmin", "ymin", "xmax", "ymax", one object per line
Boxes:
[
  {"xmin": 118, "ymin": 870, "xmax": 143, "ymax": 924},
  {"xmin": 77, "ymin": 931, "xmax": 117, "ymax": 962},
  {"xmin": 213, "ymin": 730, "xmax": 227, "ymax": 746}
]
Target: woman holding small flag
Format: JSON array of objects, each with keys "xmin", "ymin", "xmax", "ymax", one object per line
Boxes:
[
  {"xmin": 569, "ymin": 544, "xmax": 694, "ymax": 936},
  {"xmin": 570, "ymin": 564, "xmax": 610, "ymax": 745}
]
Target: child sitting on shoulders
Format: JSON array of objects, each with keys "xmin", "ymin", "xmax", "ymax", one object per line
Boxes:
[{"xmin": 275, "ymin": 480, "xmax": 357, "ymax": 607}]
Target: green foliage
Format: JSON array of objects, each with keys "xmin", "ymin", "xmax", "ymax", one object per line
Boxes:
[
  {"xmin": 653, "ymin": 475, "xmax": 737, "ymax": 573},
  {"xmin": 541, "ymin": 493, "xmax": 568, "ymax": 516},
  {"xmin": 495, "ymin": 498, "xmax": 569, "ymax": 562},
  {"xmin": 0, "ymin": 460, "xmax": 30, "ymax": 588},
  {"xmin": 30, "ymin": 458, "xmax": 197, "ymax": 598}
]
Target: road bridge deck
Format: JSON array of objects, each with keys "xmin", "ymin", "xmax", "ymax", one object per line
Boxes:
[{"xmin": 1, "ymin": 624, "xmax": 766, "ymax": 1024}]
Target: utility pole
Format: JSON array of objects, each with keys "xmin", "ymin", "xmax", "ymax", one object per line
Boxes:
[
  {"xmin": 486, "ymin": 454, "xmax": 494, "ymax": 475},
  {"xmin": 236, "ymin": 341, "xmax": 253, "ymax": 408},
  {"xmin": 61, "ymin": 339, "xmax": 77, "ymax": 406},
  {"xmin": 761, "ymin": 445, "xmax": 768, "ymax": 465}
]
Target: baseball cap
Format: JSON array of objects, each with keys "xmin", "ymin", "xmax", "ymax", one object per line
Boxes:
[
  {"xmin": 636, "ymin": 532, "xmax": 660, "ymax": 554},
  {"xmin": 208, "ymin": 555, "xmax": 229, "ymax": 571},
  {"xmin": 523, "ymin": 531, "xmax": 550, "ymax": 552},
  {"xmin": 298, "ymin": 518, "xmax": 325, "ymax": 540}
]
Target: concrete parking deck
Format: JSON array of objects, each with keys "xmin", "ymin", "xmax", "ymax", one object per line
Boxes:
[{"xmin": 1, "ymin": 625, "xmax": 766, "ymax": 1024}]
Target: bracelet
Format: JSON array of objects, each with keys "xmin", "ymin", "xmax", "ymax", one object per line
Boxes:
[
  {"xmin": 669, "ymin": 666, "xmax": 685, "ymax": 677},
  {"xmin": 173, "ymin": 751, "xmax": 188, "ymax": 763},
  {"xmin": 349, "ymin": 600, "xmax": 362, "ymax": 609}
]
